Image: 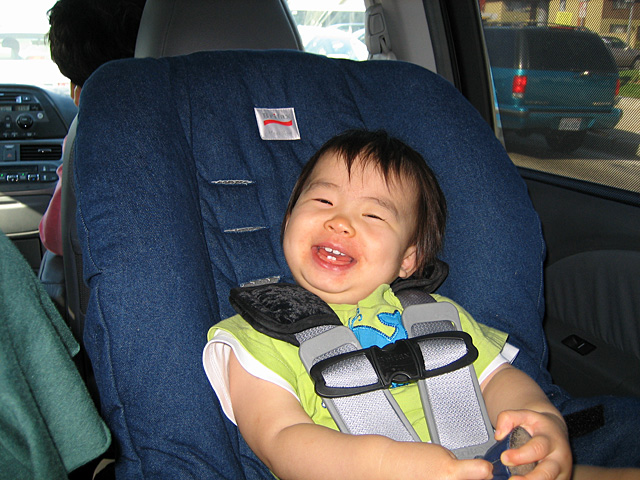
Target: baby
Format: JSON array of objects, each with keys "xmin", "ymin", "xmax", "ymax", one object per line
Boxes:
[{"xmin": 204, "ymin": 129, "xmax": 572, "ymax": 479}]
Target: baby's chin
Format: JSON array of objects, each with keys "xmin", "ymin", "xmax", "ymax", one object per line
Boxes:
[{"xmin": 303, "ymin": 283, "xmax": 376, "ymax": 305}]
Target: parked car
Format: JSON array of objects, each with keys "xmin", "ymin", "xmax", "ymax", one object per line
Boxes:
[
  {"xmin": 601, "ymin": 35, "xmax": 640, "ymax": 70},
  {"xmin": 297, "ymin": 25, "xmax": 368, "ymax": 60},
  {"xmin": 484, "ymin": 25, "xmax": 622, "ymax": 152}
]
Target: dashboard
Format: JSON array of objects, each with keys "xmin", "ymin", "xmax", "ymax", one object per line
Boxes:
[{"xmin": 0, "ymin": 85, "xmax": 77, "ymax": 268}]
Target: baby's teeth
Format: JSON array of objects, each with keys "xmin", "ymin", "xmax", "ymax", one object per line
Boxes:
[{"xmin": 324, "ymin": 247, "xmax": 344, "ymax": 256}]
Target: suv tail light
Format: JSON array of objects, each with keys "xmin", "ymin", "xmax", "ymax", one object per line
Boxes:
[
  {"xmin": 512, "ymin": 75, "xmax": 527, "ymax": 98},
  {"xmin": 615, "ymin": 78, "xmax": 621, "ymax": 96}
]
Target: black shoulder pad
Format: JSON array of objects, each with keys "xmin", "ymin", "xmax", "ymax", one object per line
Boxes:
[
  {"xmin": 391, "ymin": 259, "xmax": 449, "ymax": 295},
  {"xmin": 229, "ymin": 283, "xmax": 342, "ymax": 346}
]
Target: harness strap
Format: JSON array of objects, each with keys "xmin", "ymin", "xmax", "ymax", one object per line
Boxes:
[
  {"xmin": 403, "ymin": 302, "xmax": 496, "ymax": 459},
  {"xmin": 229, "ymin": 273, "xmax": 496, "ymax": 458},
  {"xmin": 297, "ymin": 325, "xmax": 421, "ymax": 441},
  {"xmin": 230, "ymin": 282, "xmax": 423, "ymax": 440}
]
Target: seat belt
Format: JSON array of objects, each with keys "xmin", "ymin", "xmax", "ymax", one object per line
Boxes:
[
  {"xmin": 364, "ymin": 3, "xmax": 397, "ymax": 60},
  {"xmin": 402, "ymin": 301, "xmax": 496, "ymax": 458}
]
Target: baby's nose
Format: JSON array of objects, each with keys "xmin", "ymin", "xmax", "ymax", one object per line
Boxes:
[{"xmin": 324, "ymin": 215, "xmax": 354, "ymax": 236}]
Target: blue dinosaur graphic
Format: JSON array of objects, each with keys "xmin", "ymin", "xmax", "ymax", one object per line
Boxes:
[{"xmin": 349, "ymin": 308, "xmax": 407, "ymax": 349}]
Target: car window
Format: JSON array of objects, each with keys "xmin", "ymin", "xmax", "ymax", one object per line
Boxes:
[
  {"xmin": 481, "ymin": 5, "xmax": 640, "ymax": 196},
  {"xmin": 285, "ymin": 0, "xmax": 367, "ymax": 61},
  {"xmin": 0, "ymin": 0, "xmax": 69, "ymax": 96}
]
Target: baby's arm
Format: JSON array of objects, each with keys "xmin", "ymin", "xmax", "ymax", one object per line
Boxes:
[
  {"xmin": 481, "ymin": 364, "xmax": 572, "ymax": 480},
  {"xmin": 228, "ymin": 351, "xmax": 493, "ymax": 480}
]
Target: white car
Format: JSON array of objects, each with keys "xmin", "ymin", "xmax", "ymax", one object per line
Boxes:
[{"xmin": 297, "ymin": 25, "xmax": 368, "ymax": 60}]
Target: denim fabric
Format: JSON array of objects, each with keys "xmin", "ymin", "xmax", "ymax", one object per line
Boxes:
[
  {"xmin": 75, "ymin": 51, "xmax": 638, "ymax": 477},
  {"xmin": 558, "ymin": 395, "xmax": 640, "ymax": 467}
]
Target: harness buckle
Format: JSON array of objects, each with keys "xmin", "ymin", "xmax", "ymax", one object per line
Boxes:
[{"xmin": 310, "ymin": 331, "xmax": 478, "ymax": 398}]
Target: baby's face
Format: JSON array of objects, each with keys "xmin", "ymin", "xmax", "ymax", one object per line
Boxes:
[{"xmin": 283, "ymin": 153, "xmax": 418, "ymax": 305}]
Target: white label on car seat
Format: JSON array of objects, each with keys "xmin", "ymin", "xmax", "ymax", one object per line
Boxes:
[{"xmin": 254, "ymin": 108, "xmax": 300, "ymax": 140}]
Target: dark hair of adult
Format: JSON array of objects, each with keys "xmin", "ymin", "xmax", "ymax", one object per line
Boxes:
[
  {"xmin": 47, "ymin": 0, "xmax": 146, "ymax": 87},
  {"xmin": 282, "ymin": 129, "xmax": 447, "ymax": 278}
]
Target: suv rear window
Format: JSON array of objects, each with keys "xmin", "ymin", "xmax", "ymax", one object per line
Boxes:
[
  {"xmin": 525, "ymin": 29, "xmax": 615, "ymax": 72},
  {"xmin": 484, "ymin": 27, "xmax": 616, "ymax": 73},
  {"xmin": 483, "ymin": 29, "xmax": 516, "ymax": 68}
]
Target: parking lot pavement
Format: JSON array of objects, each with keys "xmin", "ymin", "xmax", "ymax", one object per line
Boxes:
[{"xmin": 586, "ymin": 96, "xmax": 640, "ymax": 157}]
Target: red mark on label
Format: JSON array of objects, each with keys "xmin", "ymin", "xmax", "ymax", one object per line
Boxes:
[{"xmin": 263, "ymin": 119, "xmax": 293, "ymax": 126}]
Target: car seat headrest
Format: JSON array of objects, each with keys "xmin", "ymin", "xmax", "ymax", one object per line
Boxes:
[{"xmin": 134, "ymin": 0, "xmax": 304, "ymax": 58}]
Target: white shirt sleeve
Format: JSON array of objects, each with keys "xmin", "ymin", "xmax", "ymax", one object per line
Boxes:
[
  {"xmin": 202, "ymin": 329, "xmax": 300, "ymax": 425},
  {"xmin": 478, "ymin": 342, "xmax": 519, "ymax": 385}
]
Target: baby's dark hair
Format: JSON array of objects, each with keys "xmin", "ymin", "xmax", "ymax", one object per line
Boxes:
[
  {"xmin": 283, "ymin": 129, "xmax": 447, "ymax": 278},
  {"xmin": 47, "ymin": 0, "xmax": 146, "ymax": 87}
]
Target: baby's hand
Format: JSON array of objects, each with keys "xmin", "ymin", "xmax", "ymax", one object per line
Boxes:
[{"xmin": 494, "ymin": 409, "xmax": 572, "ymax": 480}]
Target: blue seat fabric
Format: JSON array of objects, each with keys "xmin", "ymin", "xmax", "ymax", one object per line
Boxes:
[{"xmin": 74, "ymin": 50, "xmax": 637, "ymax": 477}]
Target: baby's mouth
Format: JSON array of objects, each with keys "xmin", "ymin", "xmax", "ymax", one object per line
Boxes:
[{"xmin": 315, "ymin": 246, "xmax": 354, "ymax": 265}]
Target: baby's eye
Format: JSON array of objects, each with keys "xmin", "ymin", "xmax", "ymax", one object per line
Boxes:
[
  {"xmin": 315, "ymin": 198, "xmax": 333, "ymax": 205},
  {"xmin": 364, "ymin": 213, "xmax": 385, "ymax": 221}
]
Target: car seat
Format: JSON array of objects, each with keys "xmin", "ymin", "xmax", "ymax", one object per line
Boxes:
[{"xmin": 74, "ymin": 48, "xmax": 552, "ymax": 477}]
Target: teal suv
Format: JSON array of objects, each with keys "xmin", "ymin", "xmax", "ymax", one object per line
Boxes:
[{"xmin": 484, "ymin": 25, "xmax": 622, "ymax": 153}]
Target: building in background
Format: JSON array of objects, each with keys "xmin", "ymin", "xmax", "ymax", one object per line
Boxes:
[{"xmin": 482, "ymin": 0, "xmax": 640, "ymax": 48}]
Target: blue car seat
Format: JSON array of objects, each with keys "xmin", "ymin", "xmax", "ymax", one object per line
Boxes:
[
  {"xmin": 74, "ymin": 49, "xmax": 542, "ymax": 477},
  {"xmin": 74, "ymin": 51, "xmax": 640, "ymax": 476}
]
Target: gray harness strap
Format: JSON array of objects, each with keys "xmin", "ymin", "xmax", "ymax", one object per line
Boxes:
[
  {"xmin": 298, "ymin": 326, "xmax": 421, "ymax": 441},
  {"xmin": 229, "ymin": 281, "xmax": 497, "ymax": 458},
  {"xmin": 297, "ymin": 291, "xmax": 496, "ymax": 459},
  {"xmin": 403, "ymin": 302, "xmax": 496, "ymax": 459}
]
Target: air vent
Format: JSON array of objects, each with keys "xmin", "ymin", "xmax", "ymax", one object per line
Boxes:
[
  {"xmin": 20, "ymin": 144, "xmax": 62, "ymax": 161},
  {"xmin": 0, "ymin": 93, "xmax": 21, "ymax": 104}
]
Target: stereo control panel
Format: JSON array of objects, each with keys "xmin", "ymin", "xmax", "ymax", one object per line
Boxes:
[
  {"xmin": 0, "ymin": 86, "xmax": 76, "ymax": 188},
  {"xmin": 0, "ymin": 162, "xmax": 59, "ymax": 183},
  {"xmin": 1, "ymin": 92, "xmax": 50, "ymax": 140}
]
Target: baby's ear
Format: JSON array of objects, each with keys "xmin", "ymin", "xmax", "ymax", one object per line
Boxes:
[{"xmin": 398, "ymin": 245, "xmax": 417, "ymax": 278}]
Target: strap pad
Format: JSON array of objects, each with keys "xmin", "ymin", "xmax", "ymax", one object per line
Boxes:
[
  {"xmin": 391, "ymin": 259, "xmax": 449, "ymax": 296},
  {"xmin": 229, "ymin": 283, "xmax": 342, "ymax": 346}
]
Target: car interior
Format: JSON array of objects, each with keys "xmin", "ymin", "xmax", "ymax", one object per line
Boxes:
[{"xmin": 1, "ymin": 0, "xmax": 639, "ymax": 477}]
